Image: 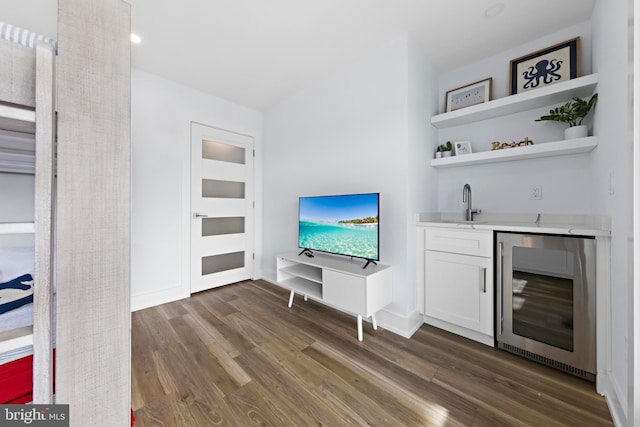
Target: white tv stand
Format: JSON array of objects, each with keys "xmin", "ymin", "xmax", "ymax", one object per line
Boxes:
[{"xmin": 276, "ymin": 252, "xmax": 393, "ymax": 341}]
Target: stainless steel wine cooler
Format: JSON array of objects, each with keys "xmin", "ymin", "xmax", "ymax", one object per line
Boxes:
[{"xmin": 496, "ymin": 232, "xmax": 596, "ymax": 381}]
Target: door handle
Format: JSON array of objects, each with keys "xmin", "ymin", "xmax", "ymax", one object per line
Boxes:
[
  {"xmin": 480, "ymin": 267, "xmax": 486, "ymax": 293},
  {"xmin": 497, "ymin": 242, "xmax": 503, "ymax": 337},
  {"xmin": 193, "ymin": 212, "xmax": 209, "ymax": 218}
]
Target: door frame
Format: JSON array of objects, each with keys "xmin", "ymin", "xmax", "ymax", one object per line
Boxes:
[{"xmin": 180, "ymin": 120, "xmax": 262, "ymax": 298}]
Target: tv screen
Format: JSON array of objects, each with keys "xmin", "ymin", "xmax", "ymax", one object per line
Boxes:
[{"xmin": 298, "ymin": 193, "xmax": 379, "ymax": 261}]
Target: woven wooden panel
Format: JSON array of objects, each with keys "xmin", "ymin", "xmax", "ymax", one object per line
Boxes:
[{"xmin": 56, "ymin": 0, "xmax": 131, "ymax": 425}]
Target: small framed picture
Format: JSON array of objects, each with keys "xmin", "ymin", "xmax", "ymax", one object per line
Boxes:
[
  {"xmin": 510, "ymin": 37, "xmax": 580, "ymax": 95},
  {"xmin": 445, "ymin": 78, "xmax": 492, "ymax": 112},
  {"xmin": 454, "ymin": 141, "xmax": 472, "ymax": 156}
]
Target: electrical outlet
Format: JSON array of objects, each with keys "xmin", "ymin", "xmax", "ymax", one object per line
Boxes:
[{"xmin": 530, "ymin": 185, "xmax": 542, "ymax": 200}]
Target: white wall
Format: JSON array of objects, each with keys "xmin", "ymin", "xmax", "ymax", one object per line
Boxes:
[
  {"xmin": 591, "ymin": 0, "xmax": 632, "ymax": 420},
  {"xmin": 436, "ymin": 22, "xmax": 595, "ymax": 215},
  {"xmin": 0, "ymin": 172, "xmax": 34, "ymax": 222},
  {"xmin": 0, "ymin": 172, "xmax": 34, "ymax": 281},
  {"xmin": 131, "ymin": 69, "xmax": 261, "ymax": 307},
  {"xmin": 407, "ymin": 37, "xmax": 439, "ymax": 312},
  {"xmin": 262, "ymin": 34, "xmax": 438, "ymax": 316}
]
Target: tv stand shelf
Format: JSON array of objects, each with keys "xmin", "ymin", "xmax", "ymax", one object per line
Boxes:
[{"xmin": 277, "ymin": 252, "xmax": 392, "ymax": 341}]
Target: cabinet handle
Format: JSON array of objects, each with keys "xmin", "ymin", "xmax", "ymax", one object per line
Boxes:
[
  {"xmin": 497, "ymin": 242, "xmax": 504, "ymax": 337},
  {"xmin": 480, "ymin": 267, "xmax": 486, "ymax": 293},
  {"xmin": 193, "ymin": 212, "xmax": 208, "ymax": 218}
]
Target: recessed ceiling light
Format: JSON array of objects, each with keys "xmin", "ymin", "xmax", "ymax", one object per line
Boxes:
[
  {"xmin": 484, "ymin": 3, "xmax": 505, "ymax": 19},
  {"xmin": 130, "ymin": 33, "xmax": 142, "ymax": 44}
]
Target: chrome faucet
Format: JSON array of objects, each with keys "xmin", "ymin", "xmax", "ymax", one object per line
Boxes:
[{"xmin": 462, "ymin": 183, "xmax": 481, "ymax": 221}]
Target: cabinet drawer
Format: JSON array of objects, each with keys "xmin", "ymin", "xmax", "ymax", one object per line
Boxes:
[{"xmin": 424, "ymin": 228, "xmax": 492, "ymax": 257}]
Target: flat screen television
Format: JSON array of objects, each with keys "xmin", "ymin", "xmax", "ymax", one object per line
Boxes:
[{"xmin": 298, "ymin": 193, "xmax": 379, "ymax": 266}]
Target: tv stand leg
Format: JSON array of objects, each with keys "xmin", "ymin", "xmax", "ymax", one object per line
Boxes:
[
  {"xmin": 363, "ymin": 259, "xmax": 378, "ymax": 269},
  {"xmin": 288, "ymin": 290, "xmax": 295, "ymax": 308},
  {"xmin": 371, "ymin": 314, "xmax": 377, "ymax": 330},
  {"xmin": 357, "ymin": 315, "xmax": 363, "ymax": 341}
]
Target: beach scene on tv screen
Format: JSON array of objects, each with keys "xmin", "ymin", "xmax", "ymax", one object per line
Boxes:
[{"xmin": 299, "ymin": 193, "xmax": 378, "ymax": 260}]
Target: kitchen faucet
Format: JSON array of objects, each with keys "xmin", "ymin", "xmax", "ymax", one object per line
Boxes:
[{"xmin": 462, "ymin": 183, "xmax": 481, "ymax": 221}]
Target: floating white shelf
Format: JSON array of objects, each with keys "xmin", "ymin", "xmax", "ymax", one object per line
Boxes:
[
  {"xmin": 0, "ymin": 222, "xmax": 36, "ymax": 234},
  {"xmin": 430, "ymin": 137, "xmax": 597, "ymax": 168},
  {"xmin": 431, "ymin": 74, "xmax": 598, "ymax": 128}
]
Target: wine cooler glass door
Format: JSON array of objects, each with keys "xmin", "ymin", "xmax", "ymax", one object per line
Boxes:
[{"xmin": 496, "ymin": 232, "xmax": 596, "ymax": 379}]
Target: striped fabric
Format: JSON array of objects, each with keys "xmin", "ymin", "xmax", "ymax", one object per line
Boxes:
[{"xmin": 0, "ymin": 22, "xmax": 57, "ymax": 50}]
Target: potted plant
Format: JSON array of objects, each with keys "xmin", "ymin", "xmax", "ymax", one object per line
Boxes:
[
  {"xmin": 436, "ymin": 141, "xmax": 453, "ymax": 158},
  {"xmin": 535, "ymin": 93, "xmax": 598, "ymax": 139}
]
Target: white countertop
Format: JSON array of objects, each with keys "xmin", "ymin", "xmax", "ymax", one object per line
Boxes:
[{"xmin": 416, "ymin": 212, "xmax": 611, "ymax": 237}]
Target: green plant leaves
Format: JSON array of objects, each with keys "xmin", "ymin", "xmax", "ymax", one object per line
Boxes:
[
  {"xmin": 437, "ymin": 141, "xmax": 453, "ymax": 151},
  {"xmin": 535, "ymin": 93, "xmax": 598, "ymax": 127}
]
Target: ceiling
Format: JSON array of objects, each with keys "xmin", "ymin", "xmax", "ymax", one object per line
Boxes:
[{"xmin": 1, "ymin": 0, "xmax": 595, "ymax": 111}]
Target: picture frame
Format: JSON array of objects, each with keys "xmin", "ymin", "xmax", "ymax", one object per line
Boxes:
[
  {"xmin": 454, "ymin": 141, "xmax": 472, "ymax": 156},
  {"xmin": 445, "ymin": 78, "xmax": 492, "ymax": 112},
  {"xmin": 509, "ymin": 37, "xmax": 580, "ymax": 95}
]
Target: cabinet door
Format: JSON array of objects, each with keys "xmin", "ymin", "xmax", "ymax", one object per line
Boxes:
[
  {"xmin": 323, "ymin": 270, "xmax": 365, "ymax": 315},
  {"xmin": 425, "ymin": 250, "xmax": 493, "ymax": 335}
]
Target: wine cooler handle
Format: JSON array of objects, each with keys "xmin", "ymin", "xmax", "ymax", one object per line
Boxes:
[{"xmin": 497, "ymin": 242, "xmax": 503, "ymax": 337}]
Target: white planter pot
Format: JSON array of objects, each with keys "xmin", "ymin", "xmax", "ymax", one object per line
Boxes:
[
  {"xmin": 435, "ymin": 152, "xmax": 442, "ymax": 158},
  {"xmin": 565, "ymin": 125, "xmax": 588, "ymax": 140},
  {"xmin": 442, "ymin": 151, "xmax": 452, "ymax": 158}
]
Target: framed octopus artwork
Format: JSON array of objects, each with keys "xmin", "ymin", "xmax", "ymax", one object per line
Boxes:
[{"xmin": 509, "ymin": 37, "xmax": 580, "ymax": 95}]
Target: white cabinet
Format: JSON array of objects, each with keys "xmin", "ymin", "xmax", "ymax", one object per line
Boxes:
[
  {"xmin": 425, "ymin": 250, "xmax": 493, "ymax": 335},
  {"xmin": 418, "ymin": 227, "xmax": 494, "ymax": 346},
  {"xmin": 277, "ymin": 252, "xmax": 392, "ymax": 341}
]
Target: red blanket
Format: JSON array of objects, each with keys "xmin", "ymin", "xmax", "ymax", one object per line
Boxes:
[
  {"xmin": 0, "ymin": 354, "xmax": 134, "ymax": 425},
  {"xmin": 0, "ymin": 354, "xmax": 37, "ymax": 403}
]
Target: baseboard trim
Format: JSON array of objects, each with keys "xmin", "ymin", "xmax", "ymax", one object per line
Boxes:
[
  {"xmin": 598, "ymin": 371, "xmax": 628, "ymax": 426},
  {"xmin": 375, "ymin": 309, "xmax": 423, "ymax": 339},
  {"xmin": 131, "ymin": 286, "xmax": 189, "ymax": 312},
  {"xmin": 423, "ymin": 315, "xmax": 494, "ymax": 347}
]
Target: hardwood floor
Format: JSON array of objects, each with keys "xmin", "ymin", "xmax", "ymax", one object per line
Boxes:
[{"xmin": 131, "ymin": 280, "xmax": 613, "ymax": 426}]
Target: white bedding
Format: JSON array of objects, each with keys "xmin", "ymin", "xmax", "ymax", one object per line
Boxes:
[
  {"xmin": 0, "ymin": 242, "xmax": 54, "ymax": 365},
  {"xmin": 0, "ymin": 300, "xmax": 33, "ymax": 333},
  {"xmin": 0, "ymin": 241, "xmax": 36, "ymax": 335},
  {"xmin": 0, "ymin": 294, "xmax": 56, "ymax": 365},
  {"xmin": 0, "ymin": 331, "xmax": 33, "ymax": 365}
]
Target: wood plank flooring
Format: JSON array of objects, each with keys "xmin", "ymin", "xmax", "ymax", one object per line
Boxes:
[{"xmin": 131, "ymin": 280, "xmax": 613, "ymax": 426}]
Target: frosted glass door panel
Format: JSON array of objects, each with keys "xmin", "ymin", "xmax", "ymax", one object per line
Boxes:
[
  {"xmin": 202, "ymin": 217, "xmax": 245, "ymax": 237},
  {"xmin": 202, "ymin": 251, "xmax": 245, "ymax": 275},
  {"xmin": 203, "ymin": 139, "xmax": 245, "ymax": 164},
  {"xmin": 202, "ymin": 179, "xmax": 245, "ymax": 199}
]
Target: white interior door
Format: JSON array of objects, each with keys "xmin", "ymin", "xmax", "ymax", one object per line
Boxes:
[{"xmin": 191, "ymin": 122, "xmax": 254, "ymax": 293}]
